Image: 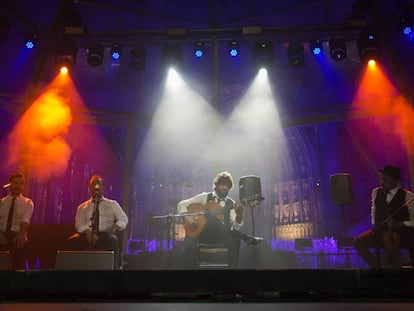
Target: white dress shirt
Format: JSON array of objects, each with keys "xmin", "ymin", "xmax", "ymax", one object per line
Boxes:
[
  {"xmin": 371, "ymin": 186, "xmax": 414, "ymax": 227},
  {"xmin": 0, "ymin": 194, "xmax": 34, "ymax": 233},
  {"xmin": 177, "ymin": 191, "xmax": 243, "ymax": 231},
  {"xmin": 75, "ymin": 197, "xmax": 128, "ymax": 233}
]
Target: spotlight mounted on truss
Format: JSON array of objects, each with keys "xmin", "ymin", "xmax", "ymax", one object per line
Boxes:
[
  {"xmin": 194, "ymin": 41, "xmax": 204, "ymax": 59},
  {"xmin": 229, "ymin": 40, "xmax": 239, "ymax": 57},
  {"xmin": 253, "ymin": 41, "xmax": 273, "ymax": 69},
  {"xmin": 55, "ymin": 36, "xmax": 78, "ymax": 74},
  {"xmin": 129, "ymin": 47, "xmax": 146, "ymax": 70},
  {"xmin": 162, "ymin": 43, "xmax": 182, "ymax": 69},
  {"xmin": 87, "ymin": 45, "xmax": 104, "ymax": 67},
  {"xmin": 110, "ymin": 45, "xmax": 122, "ymax": 60},
  {"xmin": 357, "ymin": 32, "xmax": 380, "ymax": 64},
  {"xmin": 310, "ymin": 40, "xmax": 323, "ymax": 55},
  {"xmin": 288, "ymin": 42, "xmax": 304, "ymax": 66},
  {"xmin": 329, "ymin": 39, "xmax": 347, "ymax": 62}
]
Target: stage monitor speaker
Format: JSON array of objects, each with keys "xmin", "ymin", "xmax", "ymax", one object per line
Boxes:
[
  {"xmin": 239, "ymin": 175, "xmax": 264, "ymax": 205},
  {"xmin": 0, "ymin": 251, "xmax": 12, "ymax": 270},
  {"xmin": 329, "ymin": 173, "xmax": 353, "ymax": 206},
  {"xmin": 55, "ymin": 250, "xmax": 114, "ymax": 270}
]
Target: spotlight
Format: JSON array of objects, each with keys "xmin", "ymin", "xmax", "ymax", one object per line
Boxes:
[
  {"xmin": 129, "ymin": 47, "xmax": 146, "ymax": 70},
  {"xmin": 162, "ymin": 43, "xmax": 182, "ymax": 68},
  {"xmin": 229, "ymin": 40, "xmax": 239, "ymax": 57},
  {"xmin": 357, "ymin": 32, "xmax": 380, "ymax": 63},
  {"xmin": 110, "ymin": 45, "xmax": 121, "ymax": 60},
  {"xmin": 55, "ymin": 37, "xmax": 78, "ymax": 73},
  {"xmin": 194, "ymin": 41, "xmax": 204, "ymax": 58},
  {"xmin": 24, "ymin": 34, "xmax": 38, "ymax": 49},
  {"xmin": 329, "ymin": 39, "xmax": 347, "ymax": 61},
  {"xmin": 310, "ymin": 40, "xmax": 323, "ymax": 55},
  {"xmin": 87, "ymin": 45, "xmax": 104, "ymax": 67},
  {"xmin": 288, "ymin": 43, "xmax": 304, "ymax": 66},
  {"xmin": 401, "ymin": 17, "xmax": 413, "ymax": 37},
  {"xmin": 253, "ymin": 41, "xmax": 273, "ymax": 68}
]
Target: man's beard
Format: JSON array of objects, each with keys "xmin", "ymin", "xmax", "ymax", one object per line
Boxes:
[{"xmin": 216, "ymin": 188, "xmax": 229, "ymax": 199}]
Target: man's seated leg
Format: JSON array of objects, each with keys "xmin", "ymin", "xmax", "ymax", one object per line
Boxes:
[
  {"xmin": 353, "ymin": 229, "xmax": 379, "ymax": 268},
  {"xmin": 67, "ymin": 232, "xmax": 89, "ymax": 250},
  {"xmin": 96, "ymin": 232, "xmax": 119, "ymax": 268}
]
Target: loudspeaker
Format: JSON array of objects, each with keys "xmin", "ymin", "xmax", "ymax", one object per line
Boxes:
[
  {"xmin": 239, "ymin": 175, "xmax": 263, "ymax": 204},
  {"xmin": 329, "ymin": 173, "xmax": 353, "ymax": 206},
  {"xmin": 55, "ymin": 250, "xmax": 114, "ymax": 270},
  {"xmin": 0, "ymin": 251, "xmax": 12, "ymax": 270}
]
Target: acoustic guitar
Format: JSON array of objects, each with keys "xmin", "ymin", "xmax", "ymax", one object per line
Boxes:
[{"xmin": 182, "ymin": 201, "xmax": 226, "ymax": 238}]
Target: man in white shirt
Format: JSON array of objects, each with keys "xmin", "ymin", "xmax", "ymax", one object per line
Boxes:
[
  {"xmin": 68, "ymin": 175, "xmax": 128, "ymax": 269},
  {"xmin": 0, "ymin": 172, "xmax": 34, "ymax": 269},
  {"xmin": 353, "ymin": 165, "xmax": 414, "ymax": 268},
  {"xmin": 177, "ymin": 171, "xmax": 262, "ymax": 268}
]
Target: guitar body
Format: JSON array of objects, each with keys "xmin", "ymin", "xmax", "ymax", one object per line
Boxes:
[{"xmin": 182, "ymin": 201, "xmax": 224, "ymax": 238}]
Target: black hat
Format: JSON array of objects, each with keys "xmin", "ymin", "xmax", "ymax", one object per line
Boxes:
[{"xmin": 379, "ymin": 165, "xmax": 402, "ymax": 180}]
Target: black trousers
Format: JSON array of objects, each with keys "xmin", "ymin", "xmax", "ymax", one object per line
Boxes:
[
  {"xmin": 0, "ymin": 232, "xmax": 28, "ymax": 270},
  {"xmin": 353, "ymin": 227, "xmax": 414, "ymax": 268},
  {"xmin": 67, "ymin": 231, "xmax": 121, "ymax": 269}
]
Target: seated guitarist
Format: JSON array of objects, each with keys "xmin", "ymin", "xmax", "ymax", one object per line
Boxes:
[{"xmin": 177, "ymin": 171, "xmax": 262, "ymax": 268}]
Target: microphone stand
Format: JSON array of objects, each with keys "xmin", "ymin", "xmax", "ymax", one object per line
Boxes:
[{"xmin": 90, "ymin": 191, "xmax": 99, "ymax": 247}]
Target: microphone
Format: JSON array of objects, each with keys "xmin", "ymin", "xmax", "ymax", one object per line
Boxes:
[
  {"xmin": 2, "ymin": 183, "xmax": 11, "ymax": 189},
  {"xmin": 94, "ymin": 184, "xmax": 100, "ymax": 192}
]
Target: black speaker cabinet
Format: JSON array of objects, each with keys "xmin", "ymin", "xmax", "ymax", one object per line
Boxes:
[
  {"xmin": 239, "ymin": 175, "xmax": 263, "ymax": 204},
  {"xmin": 329, "ymin": 173, "xmax": 353, "ymax": 206},
  {"xmin": 55, "ymin": 250, "xmax": 114, "ymax": 270}
]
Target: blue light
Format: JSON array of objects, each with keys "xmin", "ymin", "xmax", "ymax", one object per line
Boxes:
[
  {"xmin": 25, "ymin": 40, "xmax": 34, "ymax": 49},
  {"xmin": 403, "ymin": 26, "xmax": 412, "ymax": 36},
  {"xmin": 112, "ymin": 51, "xmax": 120, "ymax": 60},
  {"xmin": 194, "ymin": 49, "xmax": 203, "ymax": 58},
  {"xmin": 229, "ymin": 48, "xmax": 238, "ymax": 57},
  {"xmin": 312, "ymin": 47, "xmax": 321, "ymax": 55}
]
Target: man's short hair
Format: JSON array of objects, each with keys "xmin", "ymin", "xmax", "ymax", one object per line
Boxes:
[
  {"xmin": 9, "ymin": 172, "xmax": 25, "ymax": 183},
  {"xmin": 213, "ymin": 171, "xmax": 234, "ymax": 189},
  {"xmin": 89, "ymin": 175, "xmax": 105, "ymax": 187}
]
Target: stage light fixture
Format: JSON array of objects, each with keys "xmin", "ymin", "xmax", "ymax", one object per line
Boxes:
[
  {"xmin": 253, "ymin": 41, "xmax": 273, "ymax": 68},
  {"xmin": 310, "ymin": 40, "xmax": 323, "ymax": 55},
  {"xmin": 288, "ymin": 43, "xmax": 304, "ymax": 66},
  {"xmin": 110, "ymin": 45, "xmax": 121, "ymax": 60},
  {"xmin": 129, "ymin": 47, "xmax": 146, "ymax": 70},
  {"xmin": 55, "ymin": 37, "xmax": 78, "ymax": 73},
  {"xmin": 329, "ymin": 39, "xmax": 347, "ymax": 61},
  {"xmin": 194, "ymin": 41, "xmax": 204, "ymax": 58},
  {"xmin": 162, "ymin": 43, "xmax": 182, "ymax": 68},
  {"xmin": 229, "ymin": 40, "xmax": 239, "ymax": 57},
  {"xmin": 357, "ymin": 33, "xmax": 380, "ymax": 63},
  {"xmin": 87, "ymin": 45, "xmax": 104, "ymax": 67},
  {"xmin": 401, "ymin": 17, "xmax": 413, "ymax": 37},
  {"xmin": 24, "ymin": 34, "xmax": 38, "ymax": 49}
]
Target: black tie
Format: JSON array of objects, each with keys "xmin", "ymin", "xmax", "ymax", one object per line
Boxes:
[
  {"xmin": 6, "ymin": 197, "xmax": 16, "ymax": 233},
  {"xmin": 92, "ymin": 200, "xmax": 101, "ymax": 233}
]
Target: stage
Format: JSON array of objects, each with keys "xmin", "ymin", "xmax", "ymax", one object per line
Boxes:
[{"xmin": 1, "ymin": 268, "xmax": 414, "ymax": 304}]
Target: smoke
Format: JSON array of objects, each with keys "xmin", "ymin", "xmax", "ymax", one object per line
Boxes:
[{"xmin": 7, "ymin": 86, "xmax": 73, "ymax": 182}]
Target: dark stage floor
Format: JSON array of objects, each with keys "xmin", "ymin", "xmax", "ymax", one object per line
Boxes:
[{"xmin": 1, "ymin": 268, "xmax": 414, "ymax": 304}]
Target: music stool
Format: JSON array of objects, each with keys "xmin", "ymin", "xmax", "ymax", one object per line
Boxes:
[
  {"xmin": 196, "ymin": 243, "xmax": 229, "ymax": 269},
  {"xmin": 0, "ymin": 251, "xmax": 12, "ymax": 270},
  {"xmin": 55, "ymin": 250, "xmax": 114, "ymax": 270}
]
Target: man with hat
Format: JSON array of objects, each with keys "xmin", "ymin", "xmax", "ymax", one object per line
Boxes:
[{"xmin": 353, "ymin": 165, "xmax": 414, "ymax": 268}]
